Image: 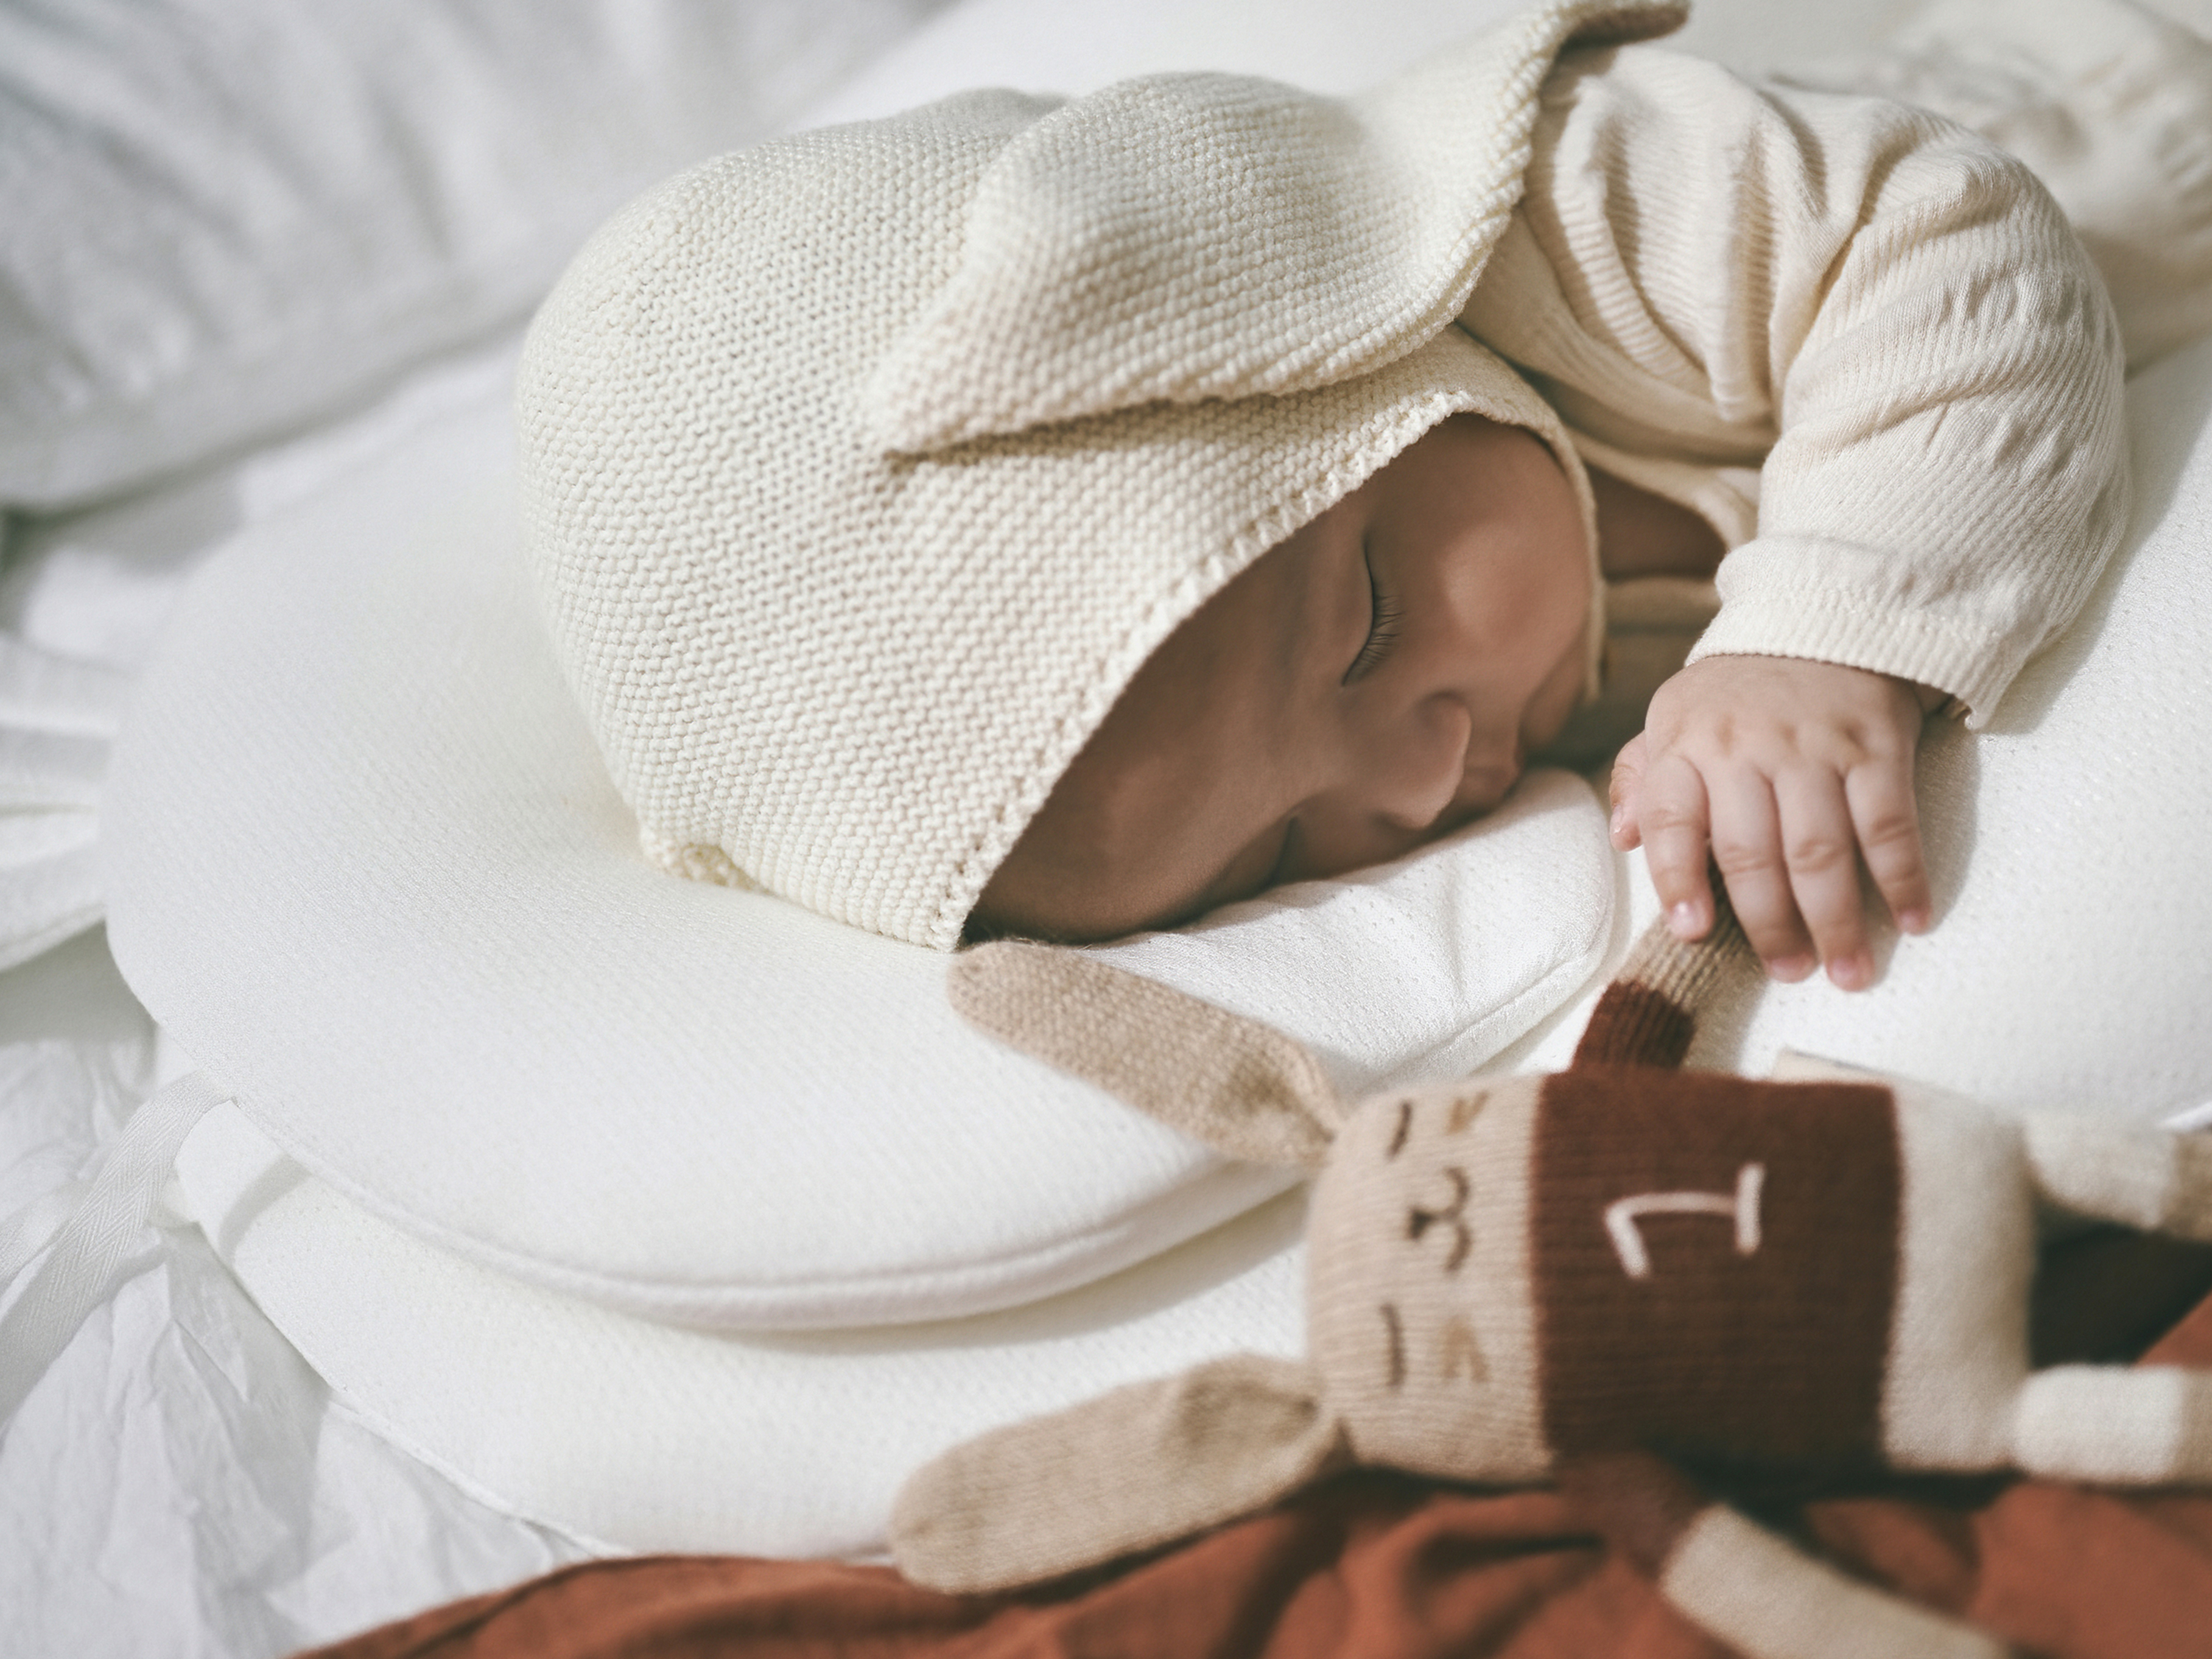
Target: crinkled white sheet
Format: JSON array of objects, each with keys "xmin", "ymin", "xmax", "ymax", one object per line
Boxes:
[
  {"xmin": 0, "ymin": 952, "xmax": 590, "ymax": 1659},
  {"xmin": 1, "ymin": 342, "xmax": 599, "ymax": 1658}
]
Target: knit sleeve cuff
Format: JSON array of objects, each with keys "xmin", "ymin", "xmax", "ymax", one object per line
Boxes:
[{"xmin": 1682, "ymin": 538, "xmax": 2037, "ymax": 729}]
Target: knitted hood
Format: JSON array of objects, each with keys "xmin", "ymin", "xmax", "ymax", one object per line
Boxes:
[{"xmin": 516, "ymin": 0, "xmax": 1685, "ymax": 949}]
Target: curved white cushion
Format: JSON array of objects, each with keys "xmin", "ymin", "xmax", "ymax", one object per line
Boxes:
[
  {"xmin": 174, "ymin": 1100, "xmax": 1305, "ymax": 1557},
  {"xmin": 1512, "ymin": 332, "xmax": 2212, "ymax": 1118},
  {"xmin": 100, "ymin": 378, "xmax": 1612, "ymax": 1331}
]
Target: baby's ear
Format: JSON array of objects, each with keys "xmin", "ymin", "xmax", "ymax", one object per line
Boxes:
[
  {"xmin": 891, "ymin": 1353, "xmax": 1347, "ymax": 1593},
  {"xmin": 949, "ymin": 941, "xmax": 1344, "ymax": 1166}
]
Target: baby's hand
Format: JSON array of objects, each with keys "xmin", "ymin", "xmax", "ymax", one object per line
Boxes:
[{"xmin": 1608, "ymin": 656, "xmax": 1943, "ymax": 990}]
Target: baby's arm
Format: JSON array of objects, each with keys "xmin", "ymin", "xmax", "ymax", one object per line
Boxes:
[
  {"xmin": 1607, "ymin": 658, "xmax": 1947, "ymax": 987},
  {"xmin": 1462, "ymin": 48, "xmax": 2130, "ymax": 986}
]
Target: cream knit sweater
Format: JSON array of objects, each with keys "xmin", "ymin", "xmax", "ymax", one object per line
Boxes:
[{"xmin": 1467, "ymin": 43, "xmax": 2130, "ymax": 724}]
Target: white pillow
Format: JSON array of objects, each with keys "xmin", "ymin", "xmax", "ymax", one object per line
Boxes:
[
  {"xmin": 0, "ymin": 0, "xmax": 946, "ymax": 510},
  {"xmin": 100, "ymin": 373, "xmax": 1612, "ymax": 1333},
  {"xmin": 175, "ymin": 1101, "xmax": 1308, "ymax": 1559}
]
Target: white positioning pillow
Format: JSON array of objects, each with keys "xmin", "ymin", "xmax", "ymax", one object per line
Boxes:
[
  {"xmin": 174, "ymin": 1103, "xmax": 1309, "ymax": 1559},
  {"xmin": 0, "ymin": 0, "xmax": 946, "ymax": 510}
]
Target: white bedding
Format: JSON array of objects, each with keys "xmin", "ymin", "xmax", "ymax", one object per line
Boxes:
[
  {"xmin": 5, "ymin": 1, "xmax": 2207, "ymax": 1654},
  {"xmin": 1, "ymin": 349, "xmax": 600, "ymax": 1659}
]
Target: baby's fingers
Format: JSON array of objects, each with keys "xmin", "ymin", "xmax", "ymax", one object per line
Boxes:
[
  {"xmin": 1845, "ymin": 757, "xmax": 1932, "ymax": 936},
  {"xmin": 1634, "ymin": 752, "xmax": 1717, "ymax": 939},
  {"xmin": 1608, "ymin": 734, "xmax": 1648, "ymax": 850},
  {"xmin": 1775, "ymin": 768, "xmax": 1872, "ymax": 989},
  {"xmin": 1706, "ymin": 770, "xmax": 1816, "ymax": 978}
]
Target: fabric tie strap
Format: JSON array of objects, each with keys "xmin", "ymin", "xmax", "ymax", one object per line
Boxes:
[{"xmin": 0, "ymin": 1070, "xmax": 231, "ymax": 1424}]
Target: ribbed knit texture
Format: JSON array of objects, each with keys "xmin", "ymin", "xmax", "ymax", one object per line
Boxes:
[
  {"xmin": 513, "ymin": 1, "xmax": 1684, "ymax": 948},
  {"xmin": 866, "ymin": 1, "xmax": 1688, "ymax": 449},
  {"xmin": 1460, "ymin": 45, "xmax": 2131, "ymax": 724},
  {"xmin": 1570, "ymin": 888, "xmax": 1750, "ymax": 1068}
]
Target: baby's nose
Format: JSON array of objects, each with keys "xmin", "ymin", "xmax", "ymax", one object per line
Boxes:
[{"xmin": 1369, "ymin": 694, "xmax": 1476, "ymax": 833}]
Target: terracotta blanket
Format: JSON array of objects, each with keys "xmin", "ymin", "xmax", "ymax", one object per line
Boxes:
[{"xmin": 304, "ymin": 1232, "xmax": 2212, "ymax": 1659}]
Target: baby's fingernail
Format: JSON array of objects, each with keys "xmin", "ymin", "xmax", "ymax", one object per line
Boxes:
[
  {"xmin": 1609, "ymin": 804, "xmax": 1626, "ymax": 839},
  {"xmin": 1668, "ymin": 901, "xmax": 1702, "ymax": 938},
  {"xmin": 1827, "ymin": 952, "xmax": 1872, "ymax": 991},
  {"xmin": 1897, "ymin": 908, "xmax": 1929, "ymax": 935},
  {"xmin": 1767, "ymin": 954, "xmax": 1816, "ymax": 983}
]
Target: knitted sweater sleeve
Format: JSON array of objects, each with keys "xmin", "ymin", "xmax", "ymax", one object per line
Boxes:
[{"xmin": 1458, "ymin": 45, "xmax": 2130, "ymax": 725}]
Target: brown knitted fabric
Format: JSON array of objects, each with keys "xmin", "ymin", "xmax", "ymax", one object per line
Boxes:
[
  {"xmin": 1571, "ymin": 890, "xmax": 1752, "ymax": 1069},
  {"xmin": 947, "ymin": 941, "xmax": 1342, "ymax": 1167},
  {"xmin": 1532, "ymin": 1069, "xmax": 1902, "ymax": 1473}
]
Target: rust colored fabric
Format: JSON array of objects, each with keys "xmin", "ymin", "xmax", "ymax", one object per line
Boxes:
[
  {"xmin": 1533, "ymin": 1070, "xmax": 1900, "ymax": 1471},
  {"xmin": 301, "ymin": 1238, "xmax": 2212, "ymax": 1659}
]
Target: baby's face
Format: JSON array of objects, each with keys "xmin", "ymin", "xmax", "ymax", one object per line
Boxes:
[{"xmin": 974, "ymin": 415, "xmax": 1591, "ymax": 941}]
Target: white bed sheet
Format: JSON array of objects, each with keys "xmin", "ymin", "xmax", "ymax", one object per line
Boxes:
[{"xmin": 0, "ymin": 953, "xmax": 587, "ymax": 1659}]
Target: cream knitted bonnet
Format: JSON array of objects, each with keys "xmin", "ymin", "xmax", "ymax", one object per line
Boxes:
[{"xmin": 517, "ymin": 0, "xmax": 1685, "ymax": 950}]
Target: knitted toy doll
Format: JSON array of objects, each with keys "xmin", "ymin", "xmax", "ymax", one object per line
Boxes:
[{"xmin": 893, "ymin": 911, "xmax": 2212, "ymax": 1658}]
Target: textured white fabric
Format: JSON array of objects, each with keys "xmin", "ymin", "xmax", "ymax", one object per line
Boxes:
[
  {"xmin": 1509, "ymin": 331, "xmax": 2212, "ymax": 1120},
  {"xmin": 1101, "ymin": 768, "xmax": 1612, "ymax": 1094},
  {"xmin": 863, "ymin": 0, "xmax": 1686, "ymax": 447},
  {"xmin": 174, "ymin": 1099, "xmax": 1309, "ymax": 1558},
  {"xmin": 0, "ymin": 1070, "xmax": 227, "ymax": 1422},
  {"xmin": 99, "ymin": 381, "xmax": 1612, "ymax": 1331},
  {"xmin": 0, "ymin": 0, "xmax": 949, "ymax": 511},
  {"xmin": 0, "ymin": 941, "xmax": 591, "ymax": 1659},
  {"xmin": 0, "ymin": 637, "xmax": 124, "ymax": 972},
  {"xmin": 1782, "ymin": 0, "xmax": 2212, "ymax": 370},
  {"xmin": 516, "ymin": 0, "xmax": 1682, "ymax": 949}
]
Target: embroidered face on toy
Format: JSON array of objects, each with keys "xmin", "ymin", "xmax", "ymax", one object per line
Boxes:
[{"xmin": 1304, "ymin": 1078, "xmax": 1554, "ymax": 1485}]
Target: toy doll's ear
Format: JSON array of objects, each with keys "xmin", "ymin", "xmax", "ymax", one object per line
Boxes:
[
  {"xmin": 891, "ymin": 1353, "xmax": 1348, "ymax": 1593},
  {"xmin": 949, "ymin": 941, "xmax": 1344, "ymax": 1167}
]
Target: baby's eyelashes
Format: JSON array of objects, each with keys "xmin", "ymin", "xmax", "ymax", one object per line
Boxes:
[{"xmin": 1343, "ymin": 539, "xmax": 1403, "ymax": 684}]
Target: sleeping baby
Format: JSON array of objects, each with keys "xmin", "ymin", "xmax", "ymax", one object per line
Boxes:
[{"xmin": 517, "ymin": 0, "xmax": 2199, "ymax": 983}]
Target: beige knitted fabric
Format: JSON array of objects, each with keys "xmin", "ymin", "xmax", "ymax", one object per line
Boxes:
[
  {"xmin": 1459, "ymin": 41, "xmax": 2130, "ymax": 723},
  {"xmin": 1783, "ymin": 0, "xmax": 2212, "ymax": 372},
  {"xmin": 515, "ymin": 0, "xmax": 1684, "ymax": 949}
]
